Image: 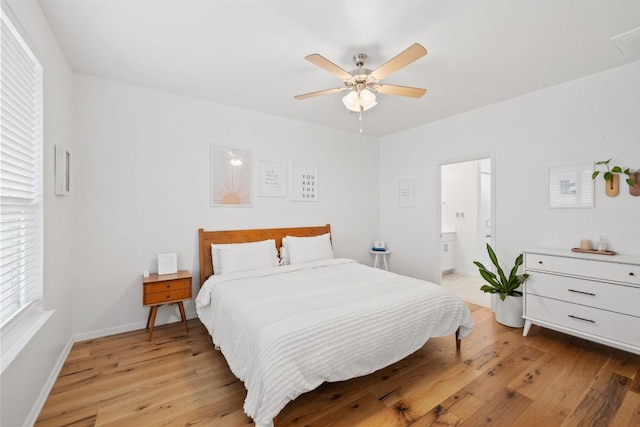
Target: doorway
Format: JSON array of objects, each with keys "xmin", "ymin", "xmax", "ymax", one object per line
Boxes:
[{"xmin": 439, "ymin": 155, "xmax": 494, "ymax": 307}]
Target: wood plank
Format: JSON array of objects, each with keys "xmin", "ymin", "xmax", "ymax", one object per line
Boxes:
[
  {"xmin": 561, "ymin": 372, "xmax": 630, "ymax": 427},
  {"xmin": 461, "ymin": 387, "xmax": 533, "ymax": 426}
]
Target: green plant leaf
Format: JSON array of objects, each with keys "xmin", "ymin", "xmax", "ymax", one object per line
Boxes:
[
  {"xmin": 592, "ymin": 171, "xmax": 600, "ymax": 179},
  {"xmin": 476, "ymin": 245, "xmax": 529, "ymax": 297},
  {"xmin": 611, "ymin": 166, "xmax": 623, "ymax": 173},
  {"xmin": 628, "ymin": 178, "xmax": 635, "ymax": 186},
  {"xmin": 486, "ymin": 244, "xmax": 508, "ymax": 285},
  {"xmin": 604, "ymin": 171, "xmax": 612, "ymax": 180}
]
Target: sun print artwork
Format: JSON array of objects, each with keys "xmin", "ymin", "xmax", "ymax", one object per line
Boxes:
[{"xmin": 210, "ymin": 145, "xmax": 252, "ymax": 206}]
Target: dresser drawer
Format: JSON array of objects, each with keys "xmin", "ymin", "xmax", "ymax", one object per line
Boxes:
[
  {"xmin": 525, "ymin": 272, "xmax": 640, "ymax": 317},
  {"xmin": 144, "ymin": 277, "xmax": 191, "ymax": 293},
  {"xmin": 525, "ymin": 253, "xmax": 640, "ymax": 285},
  {"xmin": 144, "ymin": 287, "xmax": 191, "ymax": 305},
  {"xmin": 525, "ymin": 295, "xmax": 640, "ymax": 346}
]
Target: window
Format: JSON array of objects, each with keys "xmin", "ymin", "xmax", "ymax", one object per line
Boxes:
[{"xmin": 1, "ymin": 8, "xmax": 43, "ymax": 328}]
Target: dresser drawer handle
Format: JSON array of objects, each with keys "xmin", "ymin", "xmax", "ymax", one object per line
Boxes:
[
  {"xmin": 568, "ymin": 289, "xmax": 595, "ymax": 296},
  {"xmin": 568, "ymin": 314, "xmax": 595, "ymax": 324},
  {"xmin": 538, "ymin": 261, "xmax": 543, "ymax": 264},
  {"xmin": 630, "ymin": 272, "xmax": 636, "ymax": 276}
]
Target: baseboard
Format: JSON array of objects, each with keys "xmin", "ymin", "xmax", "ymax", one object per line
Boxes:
[
  {"xmin": 452, "ymin": 268, "xmax": 480, "ymax": 278},
  {"xmin": 23, "ymin": 336, "xmax": 74, "ymax": 427},
  {"xmin": 73, "ymin": 310, "xmax": 198, "ymax": 342}
]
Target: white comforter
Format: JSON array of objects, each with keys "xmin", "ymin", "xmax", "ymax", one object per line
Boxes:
[{"xmin": 195, "ymin": 258, "xmax": 474, "ymax": 427}]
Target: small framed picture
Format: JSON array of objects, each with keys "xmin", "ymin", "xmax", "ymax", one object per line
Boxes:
[
  {"xmin": 549, "ymin": 162, "xmax": 594, "ymax": 208},
  {"xmin": 158, "ymin": 253, "xmax": 178, "ymax": 275}
]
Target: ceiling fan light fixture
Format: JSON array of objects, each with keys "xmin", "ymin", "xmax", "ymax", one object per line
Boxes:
[{"xmin": 342, "ymin": 88, "xmax": 377, "ymax": 112}]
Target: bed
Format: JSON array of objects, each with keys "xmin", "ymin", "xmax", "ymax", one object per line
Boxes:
[{"xmin": 195, "ymin": 225, "xmax": 474, "ymax": 427}]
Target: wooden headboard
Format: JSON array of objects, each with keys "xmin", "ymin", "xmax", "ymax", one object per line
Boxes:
[{"xmin": 198, "ymin": 224, "xmax": 332, "ymax": 286}]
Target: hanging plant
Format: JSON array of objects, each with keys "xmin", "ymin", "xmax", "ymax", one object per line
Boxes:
[
  {"xmin": 624, "ymin": 168, "xmax": 640, "ymax": 196},
  {"xmin": 592, "ymin": 158, "xmax": 624, "ymax": 181},
  {"xmin": 592, "ymin": 158, "xmax": 623, "ymax": 196}
]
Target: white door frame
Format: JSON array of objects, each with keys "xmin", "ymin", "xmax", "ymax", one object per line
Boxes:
[{"xmin": 435, "ymin": 152, "xmax": 496, "ymax": 284}]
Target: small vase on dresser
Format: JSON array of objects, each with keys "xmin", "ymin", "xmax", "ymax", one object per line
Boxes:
[{"xmin": 522, "ymin": 248, "xmax": 640, "ymax": 355}]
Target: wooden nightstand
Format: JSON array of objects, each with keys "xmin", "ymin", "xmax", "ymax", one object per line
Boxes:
[{"xmin": 143, "ymin": 270, "xmax": 192, "ymax": 341}]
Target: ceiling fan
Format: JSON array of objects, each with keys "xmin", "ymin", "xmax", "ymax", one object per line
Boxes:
[{"xmin": 294, "ymin": 43, "xmax": 428, "ymax": 117}]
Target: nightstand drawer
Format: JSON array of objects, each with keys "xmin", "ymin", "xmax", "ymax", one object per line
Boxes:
[
  {"xmin": 145, "ymin": 277, "xmax": 191, "ymax": 293},
  {"xmin": 144, "ymin": 287, "xmax": 191, "ymax": 305},
  {"xmin": 525, "ymin": 295, "xmax": 640, "ymax": 346},
  {"xmin": 525, "ymin": 272, "xmax": 640, "ymax": 317},
  {"xmin": 525, "ymin": 253, "xmax": 640, "ymax": 285}
]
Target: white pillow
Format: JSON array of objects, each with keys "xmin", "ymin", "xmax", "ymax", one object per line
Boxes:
[
  {"xmin": 211, "ymin": 240, "xmax": 279, "ymax": 275},
  {"xmin": 284, "ymin": 233, "xmax": 333, "ymax": 265},
  {"xmin": 279, "ymin": 244, "xmax": 290, "ymax": 266}
]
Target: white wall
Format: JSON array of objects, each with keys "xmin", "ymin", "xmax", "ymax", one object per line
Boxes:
[
  {"xmin": 380, "ymin": 61, "xmax": 640, "ymax": 284},
  {"xmin": 72, "ymin": 75, "xmax": 380, "ymax": 338},
  {"xmin": 0, "ymin": 1, "xmax": 75, "ymax": 426}
]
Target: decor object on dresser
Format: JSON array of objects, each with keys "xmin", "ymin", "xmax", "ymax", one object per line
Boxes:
[
  {"xmin": 474, "ymin": 243, "xmax": 529, "ymax": 327},
  {"xmin": 592, "ymin": 158, "xmax": 623, "ymax": 197},
  {"xmin": 624, "ymin": 168, "xmax": 640, "ymax": 196},
  {"xmin": 522, "ymin": 249, "xmax": 640, "ymax": 355},
  {"xmin": 142, "ymin": 270, "xmax": 192, "ymax": 341},
  {"xmin": 196, "ymin": 225, "xmax": 474, "ymax": 427}
]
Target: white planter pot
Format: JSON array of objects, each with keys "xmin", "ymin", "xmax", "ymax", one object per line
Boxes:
[{"xmin": 494, "ymin": 295, "xmax": 525, "ymax": 328}]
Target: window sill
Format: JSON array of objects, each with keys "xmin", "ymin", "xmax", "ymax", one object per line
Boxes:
[{"xmin": 0, "ymin": 306, "xmax": 54, "ymax": 375}]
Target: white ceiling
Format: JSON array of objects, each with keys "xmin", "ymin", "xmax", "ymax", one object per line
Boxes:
[{"xmin": 38, "ymin": 0, "xmax": 640, "ymax": 137}]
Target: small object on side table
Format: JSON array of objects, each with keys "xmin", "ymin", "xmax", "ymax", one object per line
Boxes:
[{"xmin": 142, "ymin": 270, "xmax": 192, "ymax": 341}]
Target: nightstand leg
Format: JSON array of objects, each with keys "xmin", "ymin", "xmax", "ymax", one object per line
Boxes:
[
  {"xmin": 177, "ymin": 301, "xmax": 189, "ymax": 332},
  {"xmin": 146, "ymin": 307, "xmax": 153, "ymax": 329},
  {"xmin": 383, "ymin": 255, "xmax": 388, "ymax": 271},
  {"xmin": 148, "ymin": 306, "xmax": 158, "ymax": 341}
]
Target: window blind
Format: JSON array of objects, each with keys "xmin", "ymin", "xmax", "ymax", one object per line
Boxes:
[{"xmin": 1, "ymin": 10, "xmax": 43, "ymax": 327}]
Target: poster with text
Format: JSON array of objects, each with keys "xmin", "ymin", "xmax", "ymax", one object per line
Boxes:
[
  {"xmin": 292, "ymin": 161, "xmax": 318, "ymax": 201},
  {"xmin": 259, "ymin": 160, "xmax": 286, "ymax": 197}
]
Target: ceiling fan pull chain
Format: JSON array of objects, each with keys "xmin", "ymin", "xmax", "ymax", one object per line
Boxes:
[{"xmin": 359, "ymin": 109, "xmax": 363, "ymax": 134}]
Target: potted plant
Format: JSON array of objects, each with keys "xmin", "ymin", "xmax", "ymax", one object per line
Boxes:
[
  {"xmin": 592, "ymin": 158, "xmax": 623, "ymax": 197},
  {"xmin": 624, "ymin": 168, "xmax": 640, "ymax": 196},
  {"xmin": 474, "ymin": 244, "xmax": 529, "ymax": 327}
]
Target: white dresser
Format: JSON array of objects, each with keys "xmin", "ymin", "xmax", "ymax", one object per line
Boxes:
[{"xmin": 523, "ymin": 248, "xmax": 640, "ymax": 355}]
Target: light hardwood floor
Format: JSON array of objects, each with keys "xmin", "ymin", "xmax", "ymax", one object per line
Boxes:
[{"xmin": 36, "ymin": 303, "xmax": 640, "ymax": 426}]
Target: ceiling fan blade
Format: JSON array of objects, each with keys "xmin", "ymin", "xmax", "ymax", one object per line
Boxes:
[
  {"xmin": 294, "ymin": 87, "xmax": 346, "ymax": 100},
  {"xmin": 375, "ymin": 84, "xmax": 427, "ymax": 98},
  {"xmin": 371, "ymin": 43, "xmax": 427, "ymax": 81},
  {"xmin": 305, "ymin": 54, "xmax": 353, "ymax": 81}
]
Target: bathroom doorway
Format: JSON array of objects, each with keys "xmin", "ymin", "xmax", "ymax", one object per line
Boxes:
[{"xmin": 439, "ymin": 155, "xmax": 494, "ymax": 307}]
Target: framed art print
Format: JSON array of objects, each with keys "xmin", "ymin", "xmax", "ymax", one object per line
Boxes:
[
  {"xmin": 210, "ymin": 145, "xmax": 252, "ymax": 206},
  {"xmin": 291, "ymin": 160, "xmax": 318, "ymax": 201},
  {"xmin": 258, "ymin": 159, "xmax": 286, "ymax": 197},
  {"xmin": 158, "ymin": 253, "xmax": 178, "ymax": 275},
  {"xmin": 549, "ymin": 162, "xmax": 594, "ymax": 208},
  {"xmin": 399, "ymin": 178, "xmax": 415, "ymax": 207}
]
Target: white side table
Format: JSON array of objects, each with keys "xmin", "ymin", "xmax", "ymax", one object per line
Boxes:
[{"xmin": 370, "ymin": 249, "xmax": 391, "ymax": 271}]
